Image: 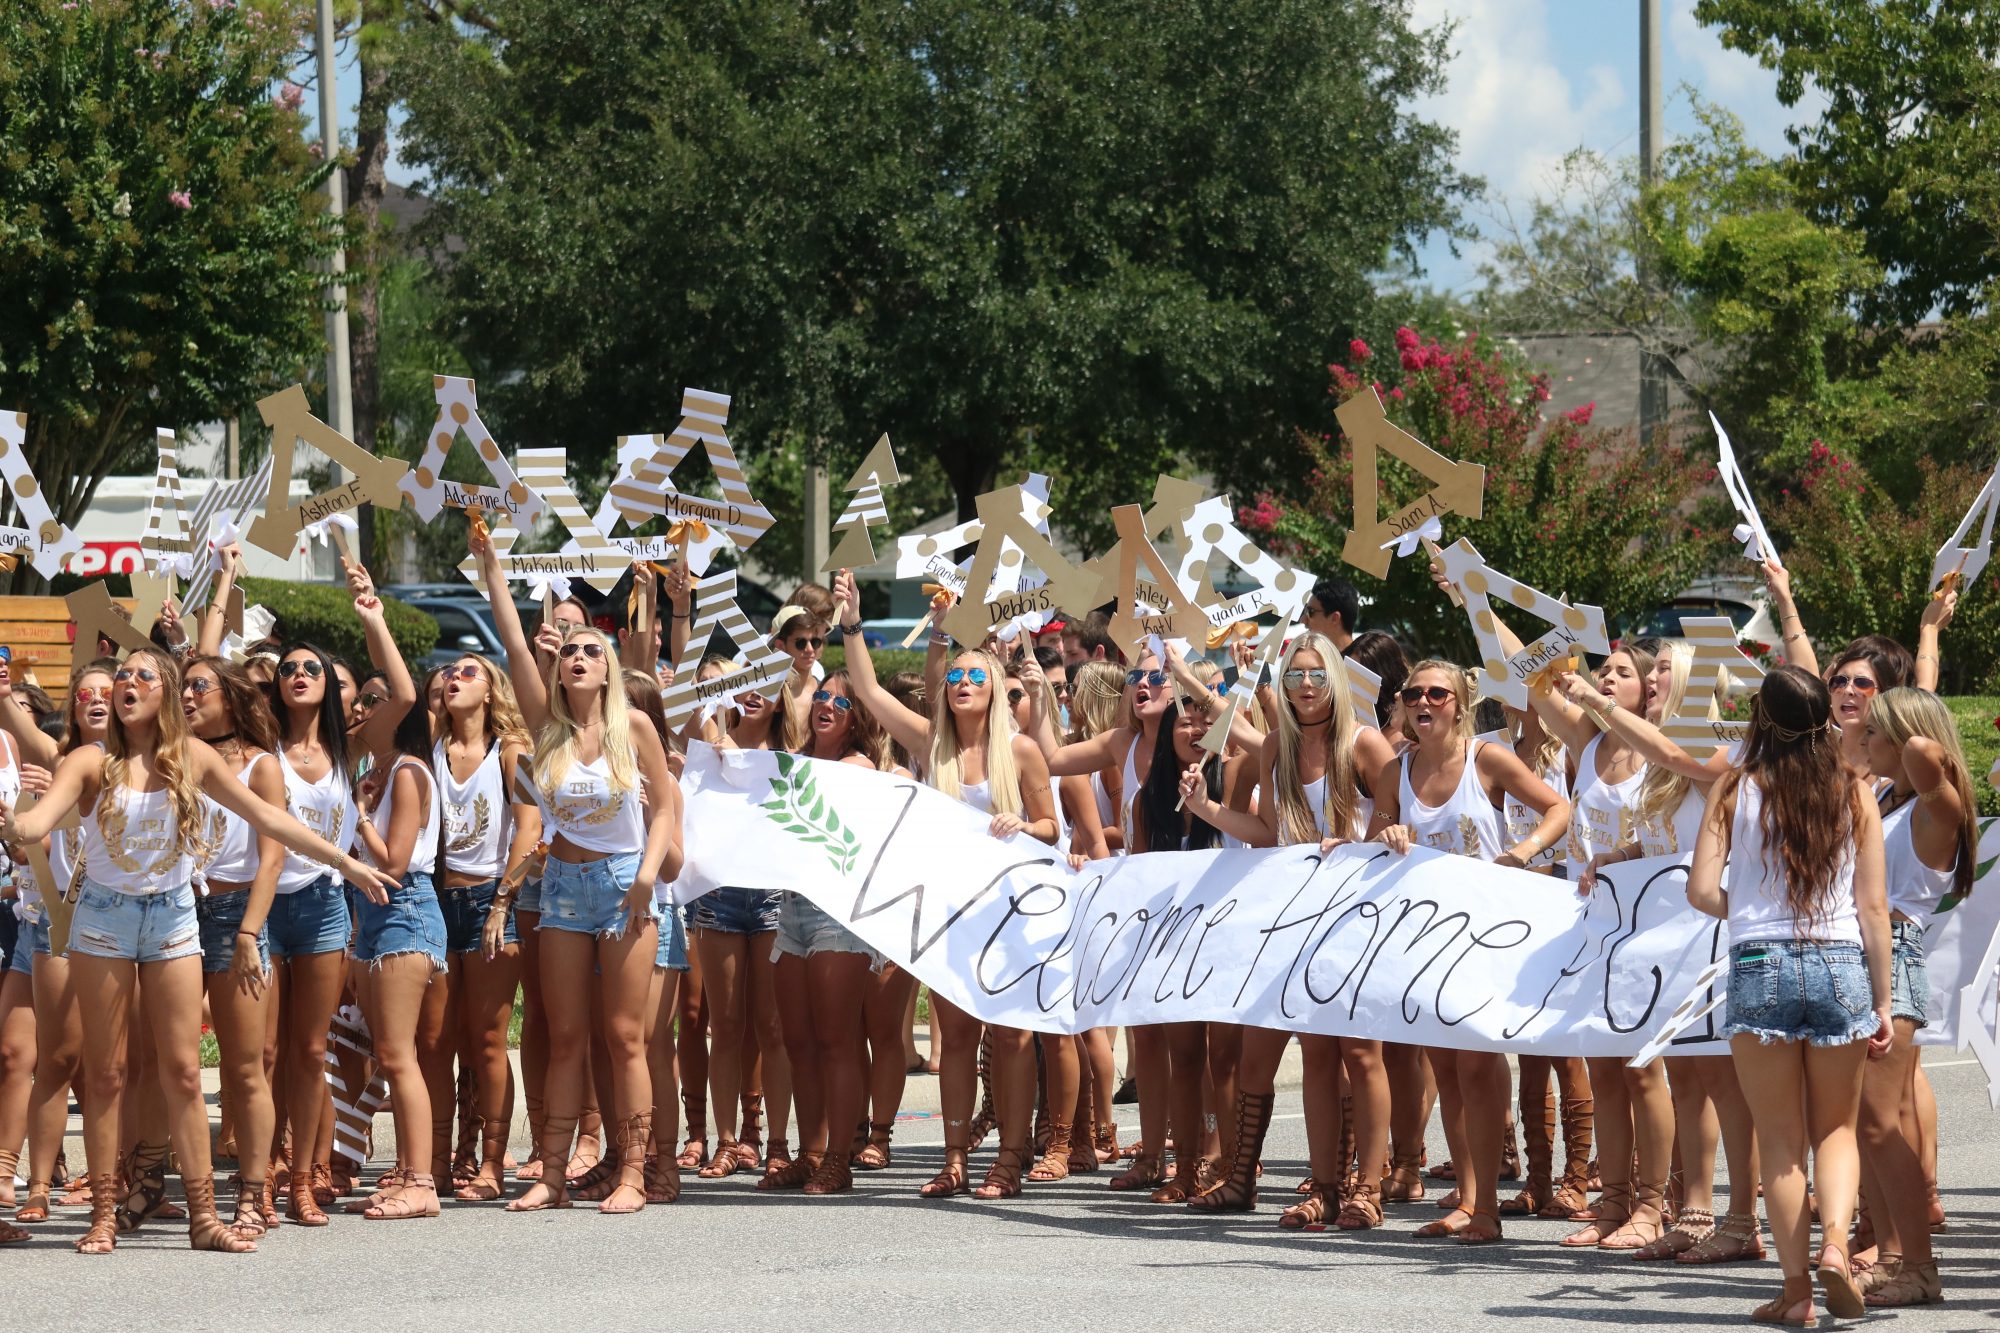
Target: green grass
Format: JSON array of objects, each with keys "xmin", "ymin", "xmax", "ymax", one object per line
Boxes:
[{"xmin": 1942, "ymin": 696, "xmax": 2000, "ymax": 816}]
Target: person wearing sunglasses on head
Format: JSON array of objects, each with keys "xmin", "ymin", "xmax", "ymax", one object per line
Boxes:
[
  {"xmin": 766, "ymin": 672, "xmax": 912, "ymax": 1196},
  {"xmin": 833, "ymin": 568, "xmax": 1064, "ymax": 1202},
  {"xmin": 0, "ymin": 646, "xmax": 398, "ymax": 1255},
  {"xmin": 1367, "ymin": 661, "xmax": 1568, "ymax": 1246},
  {"xmin": 3, "ymin": 660, "xmax": 114, "ymax": 1231},
  {"xmin": 1179, "ymin": 631, "xmax": 1399, "ymax": 1230},
  {"xmin": 473, "ymin": 525, "xmax": 683, "ymax": 1216},
  {"xmin": 771, "ymin": 601, "xmax": 830, "ymax": 752}
]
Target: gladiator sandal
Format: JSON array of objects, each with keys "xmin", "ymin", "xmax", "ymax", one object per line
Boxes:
[
  {"xmin": 677, "ymin": 1085, "xmax": 707, "ymax": 1170},
  {"xmin": 732, "ymin": 1093, "xmax": 765, "ymax": 1170},
  {"xmin": 1028, "ymin": 1117, "xmax": 1074, "ymax": 1183},
  {"xmin": 1382, "ymin": 1150, "xmax": 1427, "ymax": 1203},
  {"xmin": 1150, "ymin": 1151, "xmax": 1208, "ymax": 1205},
  {"xmin": 569, "ymin": 1141, "xmax": 624, "ymax": 1202},
  {"xmin": 802, "ymin": 1153, "xmax": 854, "ymax": 1197},
  {"xmin": 1095, "ymin": 1120, "xmax": 1119, "ymax": 1164},
  {"xmin": 457, "ymin": 1115, "xmax": 512, "ymax": 1202},
  {"xmin": 516, "ymin": 1091, "xmax": 548, "ymax": 1181},
  {"xmin": 231, "ymin": 1177, "xmax": 273, "ymax": 1238},
  {"xmin": 644, "ymin": 1151, "xmax": 682, "ymax": 1204},
  {"xmin": 185, "ymin": 1174, "xmax": 257, "ymax": 1252},
  {"xmin": 599, "ymin": 1112, "xmax": 651, "ymax": 1214},
  {"xmin": 974, "ymin": 1145, "xmax": 1031, "ymax": 1201},
  {"xmin": 1543, "ymin": 1094, "xmax": 1595, "ymax": 1219},
  {"xmin": 114, "ymin": 1140, "xmax": 175, "ymax": 1233},
  {"xmin": 506, "ymin": 1114, "xmax": 578, "ymax": 1212},
  {"xmin": 1187, "ymin": 1090, "xmax": 1272, "ymax": 1213},
  {"xmin": 76, "ymin": 1170, "xmax": 121, "ymax": 1254},
  {"xmin": 452, "ymin": 1067, "xmax": 481, "ymax": 1187},
  {"xmin": 853, "ymin": 1120, "xmax": 894, "ymax": 1170},
  {"xmin": 1278, "ymin": 1179, "xmax": 1332, "ymax": 1229},
  {"xmin": 1562, "ymin": 1182, "xmax": 1630, "ymax": 1247},
  {"xmin": 1676, "ymin": 1209, "xmax": 1764, "ymax": 1264},
  {"xmin": 1503, "ymin": 1085, "xmax": 1556, "ymax": 1216},
  {"xmin": 1866, "ymin": 1259, "xmax": 1942, "ymax": 1308},
  {"xmin": 1858, "ymin": 1252, "xmax": 1902, "ymax": 1297},
  {"xmin": 1335, "ymin": 1177, "xmax": 1384, "ymax": 1231},
  {"xmin": 1107, "ymin": 1153, "xmax": 1166, "ymax": 1191},
  {"xmin": 566, "ymin": 1112, "xmax": 604, "ymax": 1181},
  {"xmin": 966, "ymin": 1032, "xmax": 997, "ymax": 1152},
  {"xmin": 260, "ymin": 1177, "xmax": 282, "ymax": 1230},
  {"xmin": 1598, "ymin": 1179, "xmax": 1667, "ymax": 1251},
  {"xmin": 756, "ymin": 1146, "xmax": 816, "ymax": 1191},
  {"xmin": 1336, "ymin": 1093, "xmax": 1358, "ymax": 1199},
  {"xmin": 15, "ymin": 1178, "xmax": 53, "ymax": 1224},
  {"xmin": 1749, "ymin": 1275, "xmax": 1817, "ymax": 1327},
  {"xmin": 1633, "ymin": 1205, "xmax": 1714, "ymax": 1260},
  {"xmin": 0, "ymin": 1149, "xmax": 16, "ymax": 1208},
  {"xmin": 363, "ymin": 1171, "xmax": 441, "ymax": 1220},
  {"xmin": 1500, "ymin": 1106, "xmax": 1522, "ymax": 1181},
  {"xmin": 1066, "ymin": 1104, "xmax": 1100, "ymax": 1176},
  {"xmin": 920, "ymin": 1145, "xmax": 971, "ymax": 1198}
]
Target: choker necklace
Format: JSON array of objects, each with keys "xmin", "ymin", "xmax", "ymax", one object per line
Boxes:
[{"xmin": 203, "ymin": 731, "xmax": 238, "ymax": 747}]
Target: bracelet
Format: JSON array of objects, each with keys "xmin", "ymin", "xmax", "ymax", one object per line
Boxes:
[
  {"xmin": 235, "ymin": 929, "xmax": 259, "ymax": 939},
  {"xmin": 672, "ymin": 609, "xmax": 694, "ymax": 621},
  {"xmin": 1917, "ymin": 651, "xmax": 1939, "ymax": 664},
  {"xmin": 842, "ymin": 621, "xmax": 863, "ymax": 635}
]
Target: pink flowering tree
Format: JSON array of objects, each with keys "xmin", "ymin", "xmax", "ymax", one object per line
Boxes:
[{"xmin": 1243, "ymin": 325, "xmax": 1720, "ymax": 660}]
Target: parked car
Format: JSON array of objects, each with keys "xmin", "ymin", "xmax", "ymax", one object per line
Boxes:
[
  {"xmin": 1622, "ymin": 576, "xmax": 1780, "ymax": 653},
  {"xmin": 382, "ymin": 583, "xmax": 543, "ymax": 671}
]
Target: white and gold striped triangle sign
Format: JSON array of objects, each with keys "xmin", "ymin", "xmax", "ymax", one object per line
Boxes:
[
  {"xmin": 588, "ymin": 388, "xmax": 774, "ymax": 575},
  {"xmin": 661, "ymin": 568, "xmax": 792, "ymax": 731},
  {"xmin": 458, "ymin": 448, "xmax": 628, "ymax": 594}
]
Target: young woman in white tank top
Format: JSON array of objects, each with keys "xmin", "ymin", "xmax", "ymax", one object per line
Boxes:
[
  {"xmin": 1370, "ymin": 661, "xmax": 1568, "ymax": 1246},
  {"xmin": 1686, "ymin": 667, "xmax": 1891, "ymax": 1328},
  {"xmin": 837, "ymin": 571, "xmax": 1064, "ymax": 1203},
  {"xmin": 2, "ymin": 661, "xmax": 111, "ymax": 1228},
  {"xmin": 1184, "ymin": 631, "xmax": 1398, "ymax": 1230},
  {"xmin": 1, "ymin": 647, "xmax": 392, "ymax": 1256},
  {"xmin": 179, "ymin": 655, "xmax": 289, "ymax": 1236},
  {"xmin": 1558, "ymin": 642, "xmax": 1766, "ymax": 1262},
  {"xmin": 1851, "ymin": 687, "xmax": 1974, "ymax": 1306},
  {"xmin": 431, "ymin": 654, "xmax": 539, "ymax": 1204},
  {"xmin": 1530, "ymin": 643, "xmax": 1676, "ymax": 1253},
  {"xmin": 477, "ymin": 532, "xmax": 682, "ymax": 1217}
]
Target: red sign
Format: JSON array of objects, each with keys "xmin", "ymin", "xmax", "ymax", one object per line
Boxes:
[{"xmin": 71, "ymin": 541, "xmax": 145, "ymax": 577}]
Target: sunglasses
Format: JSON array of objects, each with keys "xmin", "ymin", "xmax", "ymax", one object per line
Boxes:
[
  {"xmin": 1211, "ymin": 682, "xmax": 1229, "ymax": 695},
  {"xmin": 1126, "ymin": 669, "xmax": 1168, "ymax": 688},
  {"xmin": 0, "ymin": 646, "xmax": 11, "ymax": 664},
  {"xmin": 1829, "ymin": 672, "xmax": 1878, "ymax": 693},
  {"xmin": 1051, "ymin": 681, "xmax": 1072, "ymax": 698},
  {"xmin": 113, "ymin": 667, "xmax": 160, "ymax": 687},
  {"xmin": 789, "ymin": 636, "xmax": 825, "ymax": 652},
  {"xmin": 1007, "ymin": 688, "xmax": 1026, "ymax": 707},
  {"xmin": 1399, "ymin": 685, "xmax": 1454, "ymax": 706},
  {"xmin": 74, "ymin": 686, "xmax": 112, "ymax": 706},
  {"xmin": 560, "ymin": 641, "xmax": 606, "ymax": 660},
  {"xmin": 183, "ymin": 677, "xmax": 221, "ymax": 697},
  {"xmin": 358, "ymin": 691, "xmax": 388, "ymax": 709},
  {"xmin": 944, "ymin": 667, "xmax": 989, "ymax": 686},
  {"xmin": 447, "ymin": 664, "xmax": 483, "ymax": 680},
  {"xmin": 811, "ymin": 690, "xmax": 852, "ymax": 713},
  {"xmin": 1284, "ymin": 668, "xmax": 1330, "ymax": 689},
  {"xmin": 278, "ymin": 659, "xmax": 324, "ymax": 680}
]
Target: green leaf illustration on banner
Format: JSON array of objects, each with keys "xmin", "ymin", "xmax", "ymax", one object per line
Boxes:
[{"xmin": 759, "ymin": 753, "xmax": 860, "ymax": 876}]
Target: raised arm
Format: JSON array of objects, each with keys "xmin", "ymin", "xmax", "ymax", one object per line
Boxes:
[
  {"xmin": 1557, "ymin": 671, "xmax": 1731, "ymax": 784},
  {"xmin": 197, "ymin": 542, "xmax": 244, "ymax": 657},
  {"xmin": 346, "ymin": 562, "xmax": 416, "ymax": 758},
  {"xmin": 622, "ymin": 560, "xmax": 657, "ymax": 673},
  {"xmin": 1761, "ymin": 557, "xmax": 1818, "ymax": 677},
  {"xmin": 1914, "ymin": 588, "xmax": 1954, "ymax": 693},
  {"xmin": 832, "ymin": 568, "xmax": 932, "ymax": 761},
  {"xmin": 1528, "ymin": 676, "xmax": 1599, "ymax": 757},
  {"xmin": 663, "ymin": 561, "xmax": 693, "ymax": 670},
  {"xmin": 471, "ymin": 525, "xmax": 549, "ymax": 729}
]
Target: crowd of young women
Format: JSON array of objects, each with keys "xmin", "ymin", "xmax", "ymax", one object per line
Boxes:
[{"xmin": 0, "ymin": 543, "xmax": 1976, "ymax": 1325}]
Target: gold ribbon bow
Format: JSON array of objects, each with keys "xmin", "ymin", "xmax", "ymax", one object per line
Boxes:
[
  {"xmin": 1206, "ymin": 620, "xmax": 1257, "ymax": 649},
  {"xmin": 1935, "ymin": 569, "xmax": 1964, "ymax": 601},
  {"xmin": 666, "ymin": 517, "xmax": 710, "ymax": 545},
  {"xmin": 922, "ymin": 582, "xmax": 956, "ymax": 611},
  {"xmin": 1524, "ymin": 651, "xmax": 1581, "ymax": 698}
]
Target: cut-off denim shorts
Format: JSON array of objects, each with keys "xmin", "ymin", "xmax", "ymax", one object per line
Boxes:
[
  {"xmin": 5, "ymin": 910, "xmax": 45, "ymax": 976},
  {"xmin": 690, "ymin": 886, "xmax": 781, "ymax": 935},
  {"xmin": 196, "ymin": 888, "xmax": 271, "ymax": 976},
  {"xmin": 515, "ymin": 874, "xmax": 543, "ymax": 917},
  {"xmin": 352, "ymin": 870, "xmax": 447, "ymax": 969},
  {"xmin": 267, "ymin": 874, "xmax": 352, "ymax": 960},
  {"xmin": 653, "ymin": 900, "xmax": 690, "ymax": 972},
  {"xmin": 1888, "ymin": 919, "xmax": 1930, "ymax": 1028},
  {"xmin": 772, "ymin": 891, "xmax": 882, "ymax": 969},
  {"xmin": 439, "ymin": 878, "xmax": 519, "ymax": 954},
  {"xmin": 1723, "ymin": 939, "xmax": 1879, "ymax": 1047},
  {"xmin": 539, "ymin": 852, "xmax": 652, "ymax": 939},
  {"xmin": 70, "ymin": 882, "xmax": 201, "ymax": 964}
]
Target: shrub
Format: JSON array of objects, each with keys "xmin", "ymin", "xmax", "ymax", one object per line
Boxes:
[{"xmin": 237, "ymin": 577, "xmax": 437, "ymax": 663}]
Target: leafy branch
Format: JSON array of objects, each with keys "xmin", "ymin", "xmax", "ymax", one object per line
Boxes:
[{"xmin": 760, "ymin": 754, "xmax": 861, "ymax": 877}]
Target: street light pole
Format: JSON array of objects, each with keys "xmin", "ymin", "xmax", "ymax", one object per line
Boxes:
[
  {"xmin": 1638, "ymin": 0, "xmax": 1669, "ymax": 444},
  {"xmin": 315, "ymin": 0, "xmax": 353, "ymax": 447}
]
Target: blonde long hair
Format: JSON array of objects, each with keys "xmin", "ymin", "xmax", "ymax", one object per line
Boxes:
[
  {"xmin": 1398, "ymin": 659, "xmax": 1476, "ymax": 743},
  {"xmin": 1869, "ymin": 686, "xmax": 1977, "ymax": 900},
  {"xmin": 1271, "ymin": 631, "xmax": 1360, "ymax": 844},
  {"xmin": 1067, "ymin": 661, "xmax": 1126, "ymax": 743},
  {"xmin": 927, "ymin": 649, "xmax": 1020, "ymax": 815},
  {"xmin": 1637, "ymin": 641, "xmax": 1699, "ymax": 832},
  {"xmin": 533, "ymin": 628, "xmax": 637, "ymax": 794},
  {"xmin": 102, "ymin": 650, "xmax": 212, "ymax": 862},
  {"xmin": 460, "ymin": 653, "xmax": 532, "ymax": 750}
]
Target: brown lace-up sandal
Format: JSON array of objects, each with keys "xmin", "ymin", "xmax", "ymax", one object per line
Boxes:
[
  {"xmin": 1858, "ymin": 1252, "xmax": 1901, "ymax": 1297},
  {"xmin": 676, "ymin": 1085, "xmax": 707, "ymax": 1169},
  {"xmin": 1187, "ymin": 1090, "xmax": 1272, "ymax": 1214},
  {"xmin": 186, "ymin": 1175, "xmax": 257, "ymax": 1253},
  {"xmin": 565, "ymin": 1116, "xmax": 604, "ymax": 1181},
  {"xmin": 1414, "ymin": 1206, "xmax": 1473, "ymax": 1238},
  {"xmin": 645, "ymin": 1153, "xmax": 682, "ymax": 1203},
  {"xmin": 506, "ymin": 1115, "xmax": 578, "ymax": 1212},
  {"xmin": 0, "ymin": 1149, "xmax": 16, "ymax": 1208},
  {"xmin": 260, "ymin": 1177, "xmax": 281, "ymax": 1230},
  {"xmin": 346, "ymin": 1170, "xmax": 404, "ymax": 1214},
  {"xmin": 1279, "ymin": 1181, "xmax": 1332, "ymax": 1229},
  {"xmin": 732, "ymin": 1094, "xmax": 765, "ymax": 1170},
  {"xmin": 1108, "ymin": 1154, "xmax": 1166, "ymax": 1191},
  {"xmin": 76, "ymin": 1171, "xmax": 120, "ymax": 1254},
  {"xmin": 1382, "ymin": 1151, "xmax": 1426, "ymax": 1203},
  {"xmin": 974, "ymin": 1145, "xmax": 1032, "ymax": 1201},
  {"xmin": 15, "ymin": 1179, "xmax": 53, "ymax": 1224},
  {"xmin": 456, "ymin": 1115, "xmax": 512, "ymax": 1201},
  {"xmin": 1456, "ymin": 1207, "xmax": 1504, "ymax": 1245},
  {"xmin": 286, "ymin": 1162, "xmax": 330, "ymax": 1226},
  {"xmin": 1561, "ymin": 1182, "xmax": 1630, "ymax": 1246},
  {"xmin": 568, "ymin": 1149, "xmax": 622, "ymax": 1202},
  {"xmin": 760, "ymin": 1137, "xmax": 795, "ymax": 1183},
  {"xmin": 0, "ymin": 1217, "xmax": 25, "ymax": 1244},
  {"xmin": 920, "ymin": 1145, "xmax": 972, "ymax": 1198},
  {"xmin": 515, "ymin": 1094, "xmax": 547, "ymax": 1181},
  {"xmin": 364, "ymin": 1171, "xmax": 441, "ymax": 1220},
  {"xmin": 114, "ymin": 1141, "xmax": 173, "ymax": 1232},
  {"xmin": 1503, "ymin": 1089, "xmax": 1555, "ymax": 1216},
  {"xmin": 853, "ymin": 1121, "xmax": 893, "ymax": 1170},
  {"xmin": 1095, "ymin": 1121, "xmax": 1119, "ymax": 1164},
  {"xmin": 803, "ymin": 1154, "xmax": 853, "ymax": 1197},
  {"xmin": 1750, "ymin": 1275, "xmax": 1817, "ymax": 1327},
  {"xmin": 1150, "ymin": 1154, "xmax": 1208, "ymax": 1205},
  {"xmin": 1336, "ymin": 1179, "xmax": 1383, "ymax": 1231},
  {"xmin": 1866, "ymin": 1259, "xmax": 1941, "ymax": 1307},
  {"xmin": 1028, "ymin": 1117, "xmax": 1074, "ymax": 1183},
  {"xmin": 758, "ymin": 1147, "xmax": 817, "ymax": 1191},
  {"xmin": 231, "ymin": 1177, "xmax": 273, "ymax": 1237},
  {"xmin": 1633, "ymin": 1205, "xmax": 1713, "ymax": 1260},
  {"xmin": 1598, "ymin": 1180, "xmax": 1667, "ymax": 1251},
  {"xmin": 700, "ymin": 1134, "xmax": 745, "ymax": 1179},
  {"xmin": 599, "ymin": 1112, "xmax": 651, "ymax": 1214}
]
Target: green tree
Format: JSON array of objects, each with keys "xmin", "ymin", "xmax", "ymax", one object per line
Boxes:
[
  {"xmin": 391, "ymin": 0, "xmax": 1475, "ymax": 527},
  {"xmin": 0, "ymin": 0, "xmax": 341, "ymax": 584}
]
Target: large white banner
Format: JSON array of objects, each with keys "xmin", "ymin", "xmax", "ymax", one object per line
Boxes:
[{"xmin": 680, "ymin": 745, "xmax": 2000, "ymax": 1068}]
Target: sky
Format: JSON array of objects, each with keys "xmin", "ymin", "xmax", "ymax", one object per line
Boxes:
[{"xmin": 308, "ymin": 0, "xmax": 1821, "ymax": 301}]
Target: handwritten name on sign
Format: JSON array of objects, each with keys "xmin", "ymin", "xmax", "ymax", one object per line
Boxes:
[
  {"xmin": 1336, "ymin": 387, "xmax": 1484, "ymax": 580},
  {"xmin": 680, "ymin": 746, "xmax": 1738, "ymax": 1055},
  {"xmin": 245, "ymin": 385, "xmax": 409, "ymax": 558}
]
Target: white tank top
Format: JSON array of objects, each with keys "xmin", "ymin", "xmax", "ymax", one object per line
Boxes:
[
  {"xmin": 1119, "ymin": 739, "xmax": 1142, "ymax": 839},
  {"xmin": 82, "ymin": 784, "xmax": 191, "ymax": 894},
  {"xmin": 1566, "ymin": 733, "xmax": 1646, "ymax": 869},
  {"xmin": 1507, "ymin": 756, "xmax": 1568, "ymax": 868},
  {"xmin": 959, "ymin": 779, "xmax": 993, "ymax": 815},
  {"xmin": 1092, "ymin": 770, "xmax": 1117, "ymax": 832},
  {"xmin": 541, "ymin": 752, "xmax": 645, "ymax": 854},
  {"xmin": 200, "ymin": 752, "xmax": 269, "ymax": 888},
  {"xmin": 1881, "ymin": 796, "xmax": 1956, "ymax": 923},
  {"xmin": 27, "ymin": 744, "xmax": 97, "ymax": 908},
  {"xmin": 1638, "ymin": 783, "xmax": 1705, "ymax": 860},
  {"xmin": 1398, "ymin": 741, "xmax": 1505, "ymax": 860},
  {"xmin": 435, "ymin": 739, "xmax": 512, "ymax": 879},
  {"xmin": 1728, "ymin": 776, "xmax": 1859, "ymax": 945},
  {"xmin": 0, "ymin": 731, "xmax": 20, "ymax": 813},
  {"xmin": 276, "ymin": 746, "xmax": 356, "ymax": 892},
  {"xmin": 361, "ymin": 755, "xmax": 441, "ymax": 876}
]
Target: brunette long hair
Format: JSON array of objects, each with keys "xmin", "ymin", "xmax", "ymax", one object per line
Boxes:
[
  {"xmin": 1722, "ymin": 666, "xmax": 1867, "ymax": 924},
  {"xmin": 183, "ymin": 654, "xmax": 280, "ymax": 754},
  {"xmin": 1135, "ymin": 700, "xmax": 1222, "ymax": 853}
]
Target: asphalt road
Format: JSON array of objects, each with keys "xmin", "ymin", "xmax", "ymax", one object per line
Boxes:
[{"xmin": 8, "ymin": 1056, "xmax": 1998, "ymax": 1333}]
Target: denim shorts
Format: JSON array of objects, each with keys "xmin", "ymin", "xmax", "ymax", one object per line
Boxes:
[
  {"xmin": 772, "ymin": 892, "xmax": 882, "ymax": 967},
  {"xmin": 1889, "ymin": 919, "xmax": 1929, "ymax": 1028},
  {"xmin": 353, "ymin": 871, "xmax": 447, "ymax": 969},
  {"xmin": 690, "ymin": 886, "xmax": 781, "ymax": 935},
  {"xmin": 653, "ymin": 901, "xmax": 690, "ymax": 972},
  {"xmin": 439, "ymin": 878, "xmax": 518, "ymax": 954},
  {"xmin": 6, "ymin": 911, "xmax": 43, "ymax": 976},
  {"xmin": 539, "ymin": 852, "xmax": 653, "ymax": 939},
  {"xmin": 196, "ymin": 889, "xmax": 271, "ymax": 976},
  {"xmin": 70, "ymin": 882, "xmax": 201, "ymax": 964},
  {"xmin": 267, "ymin": 875, "xmax": 353, "ymax": 960},
  {"xmin": 0, "ymin": 904, "xmax": 17, "ymax": 974},
  {"xmin": 516, "ymin": 875, "xmax": 543, "ymax": 917},
  {"xmin": 1723, "ymin": 939, "xmax": 1879, "ymax": 1047}
]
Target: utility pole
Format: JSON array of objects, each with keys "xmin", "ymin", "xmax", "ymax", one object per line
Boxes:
[
  {"xmin": 804, "ymin": 457, "xmax": 830, "ymax": 587},
  {"xmin": 1638, "ymin": 0, "xmax": 1669, "ymax": 444},
  {"xmin": 315, "ymin": 0, "xmax": 356, "ymax": 565}
]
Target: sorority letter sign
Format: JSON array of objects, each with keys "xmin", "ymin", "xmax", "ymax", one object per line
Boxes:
[
  {"xmin": 0, "ymin": 410, "xmax": 83, "ymax": 578},
  {"xmin": 399, "ymin": 375, "xmax": 547, "ymax": 531},
  {"xmin": 1337, "ymin": 387, "xmax": 1484, "ymax": 580},
  {"xmin": 1437, "ymin": 538, "xmax": 1609, "ymax": 709},
  {"xmin": 245, "ymin": 385, "xmax": 409, "ymax": 558}
]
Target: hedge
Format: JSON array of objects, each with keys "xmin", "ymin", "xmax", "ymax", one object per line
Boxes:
[
  {"xmin": 46, "ymin": 570, "xmax": 438, "ymax": 665},
  {"xmin": 819, "ymin": 645, "xmax": 929, "ymax": 679}
]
